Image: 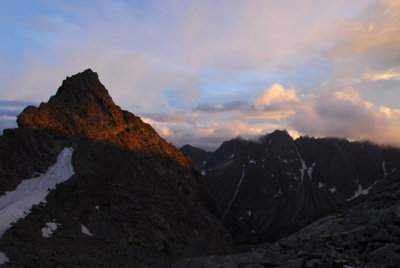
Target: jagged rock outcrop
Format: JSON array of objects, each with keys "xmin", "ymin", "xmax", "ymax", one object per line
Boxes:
[
  {"xmin": 17, "ymin": 69, "xmax": 193, "ymax": 169},
  {"xmin": 180, "ymin": 144, "xmax": 211, "ymax": 169},
  {"xmin": 0, "ymin": 69, "xmax": 233, "ymax": 267},
  {"xmin": 198, "ymin": 130, "xmax": 400, "ymax": 244}
]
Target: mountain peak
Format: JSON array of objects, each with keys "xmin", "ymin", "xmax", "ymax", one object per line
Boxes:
[
  {"xmin": 47, "ymin": 69, "xmax": 114, "ymax": 112},
  {"xmin": 260, "ymin": 129, "xmax": 293, "ymax": 144},
  {"xmin": 17, "ymin": 69, "xmax": 194, "ymax": 168}
]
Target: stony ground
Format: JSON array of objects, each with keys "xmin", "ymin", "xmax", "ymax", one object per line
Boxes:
[{"xmin": 173, "ymin": 172, "xmax": 400, "ymax": 268}]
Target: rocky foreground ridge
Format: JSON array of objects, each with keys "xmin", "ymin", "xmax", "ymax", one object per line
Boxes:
[
  {"xmin": 173, "ymin": 170, "xmax": 400, "ymax": 267},
  {"xmin": 0, "ymin": 69, "xmax": 233, "ymax": 267}
]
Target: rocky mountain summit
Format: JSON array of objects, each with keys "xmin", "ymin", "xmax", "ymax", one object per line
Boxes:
[
  {"xmin": 186, "ymin": 130, "xmax": 400, "ymax": 245},
  {"xmin": 0, "ymin": 70, "xmax": 233, "ymax": 267},
  {"xmin": 17, "ymin": 69, "xmax": 193, "ymax": 169}
]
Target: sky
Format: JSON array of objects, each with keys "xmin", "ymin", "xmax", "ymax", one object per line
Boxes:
[{"xmin": 1, "ymin": 0, "xmax": 399, "ymax": 150}]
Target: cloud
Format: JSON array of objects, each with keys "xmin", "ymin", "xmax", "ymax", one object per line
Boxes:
[
  {"xmin": 169, "ymin": 0, "xmax": 363, "ymax": 70},
  {"xmin": 255, "ymin": 83, "xmax": 300, "ymax": 108},
  {"xmin": 287, "ymin": 85, "xmax": 400, "ymax": 147},
  {"xmin": 141, "ymin": 111, "xmax": 199, "ymax": 125},
  {"xmin": 0, "ymin": 109, "xmax": 20, "ymax": 117},
  {"xmin": 363, "ymin": 67, "xmax": 400, "ymax": 81},
  {"xmin": 189, "ymin": 81, "xmax": 400, "ymax": 149},
  {"xmin": 379, "ymin": 106, "xmax": 400, "ymax": 118},
  {"xmin": 327, "ymin": 0, "xmax": 400, "ymax": 58},
  {"xmin": 194, "ymin": 101, "xmax": 253, "ymax": 113},
  {"xmin": 149, "ymin": 119, "xmax": 279, "ymax": 151},
  {"xmin": 0, "ymin": 100, "xmax": 38, "ymax": 122},
  {"xmin": 1, "ymin": 0, "xmax": 400, "ymax": 149},
  {"xmin": 284, "ymin": 0, "xmax": 400, "ymax": 146},
  {"xmin": 333, "ymin": 87, "xmax": 361, "ymax": 103},
  {"xmin": 0, "ymin": 47, "xmax": 203, "ymax": 115},
  {"xmin": 0, "ymin": 116, "xmax": 17, "ymax": 134},
  {"xmin": 193, "ymin": 83, "xmax": 301, "ymax": 120},
  {"xmin": 0, "ymin": 100, "xmax": 39, "ymax": 107},
  {"xmin": 322, "ymin": 0, "xmax": 400, "ymax": 88}
]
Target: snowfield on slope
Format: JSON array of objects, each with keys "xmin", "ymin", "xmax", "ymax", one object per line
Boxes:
[
  {"xmin": 0, "ymin": 251, "xmax": 9, "ymax": 264},
  {"xmin": 0, "ymin": 148, "xmax": 75, "ymax": 237}
]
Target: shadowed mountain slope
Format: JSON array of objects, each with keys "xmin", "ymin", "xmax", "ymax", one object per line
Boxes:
[
  {"xmin": 180, "ymin": 144, "xmax": 212, "ymax": 169},
  {"xmin": 196, "ymin": 130, "xmax": 400, "ymax": 244}
]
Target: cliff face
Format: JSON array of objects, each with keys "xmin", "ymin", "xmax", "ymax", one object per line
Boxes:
[
  {"xmin": 17, "ymin": 69, "xmax": 194, "ymax": 169},
  {"xmin": 0, "ymin": 69, "xmax": 233, "ymax": 267}
]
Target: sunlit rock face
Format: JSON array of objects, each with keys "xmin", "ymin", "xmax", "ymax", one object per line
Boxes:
[
  {"xmin": 0, "ymin": 69, "xmax": 233, "ymax": 267},
  {"xmin": 196, "ymin": 130, "xmax": 400, "ymax": 244},
  {"xmin": 17, "ymin": 69, "xmax": 194, "ymax": 169}
]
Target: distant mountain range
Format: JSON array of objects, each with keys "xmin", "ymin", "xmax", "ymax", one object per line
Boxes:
[{"xmin": 181, "ymin": 130, "xmax": 400, "ymax": 244}]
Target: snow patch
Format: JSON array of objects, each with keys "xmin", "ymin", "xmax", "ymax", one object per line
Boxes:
[
  {"xmin": 329, "ymin": 187, "xmax": 337, "ymax": 193},
  {"xmin": 229, "ymin": 152, "xmax": 235, "ymax": 159},
  {"xmin": 223, "ymin": 164, "xmax": 246, "ymax": 217},
  {"xmin": 318, "ymin": 182, "xmax": 324, "ymax": 189},
  {"xmin": 249, "ymin": 160, "xmax": 256, "ymax": 164},
  {"xmin": 0, "ymin": 148, "xmax": 74, "ymax": 237},
  {"xmin": 201, "ymin": 170, "xmax": 206, "ymax": 176},
  {"xmin": 382, "ymin": 161, "xmax": 387, "ymax": 177},
  {"xmin": 295, "ymin": 147, "xmax": 315, "ymax": 181},
  {"xmin": 81, "ymin": 224, "xmax": 93, "ymax": 236},
  {"xmin": 347, "ymin": 182, "xmax": 377, "ymax": 201},
  {"xmin": 282, "ymin": 159, "xmax": 288, "ymax": 163},
  {"xmin": 95, "ymin": 205, "xmax": 100, "ymax": 210},
  {"xmin": 307, "ymin": 163, "xmax": 316, "ymax": 180},
  {"xmin": 0, "ymin": 251, "xmax": 9, "ymax": 264},
  {"xmin": 295, "ymin": 147, "xmax": 307, "ymax": 181},
  {"xmin": 41, "ymin": 220, "xmax": 60, "ymax": 238},
  {"xmin": 224, "ymin": 160, "xmax": 233, "ymax": 167},
  {"xmin": 248, "ymin": 210, "xmax": 251, "ymax": 217}
]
